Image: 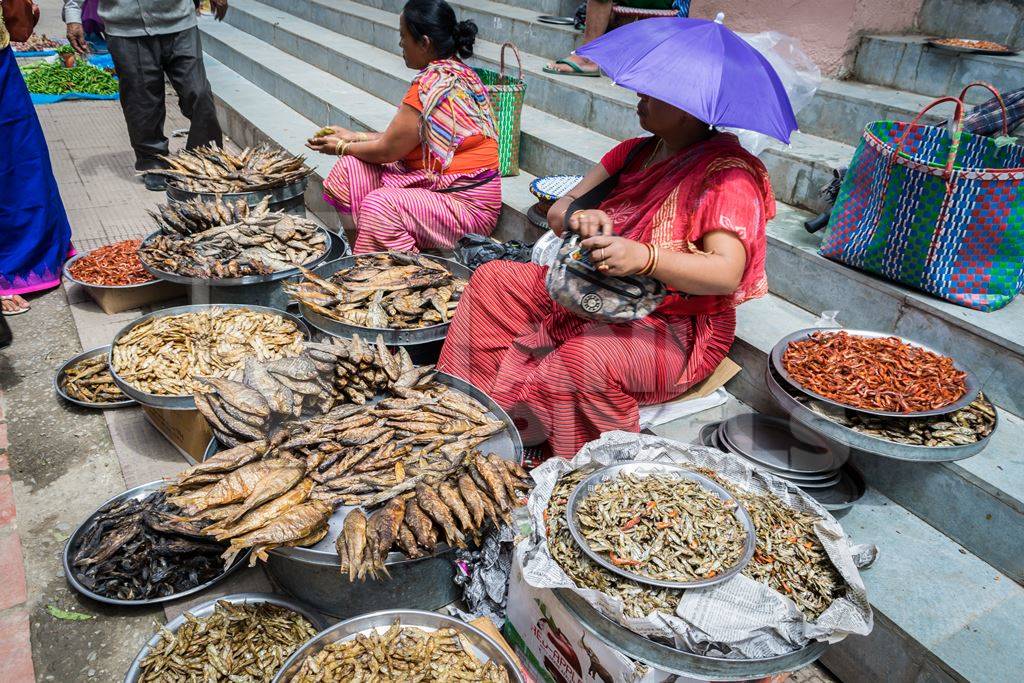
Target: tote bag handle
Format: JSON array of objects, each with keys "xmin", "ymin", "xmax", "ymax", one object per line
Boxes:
[
  {"xmin": 958, "ymin": 82, "xmax": 1010, "ymax": 136},
  {"xmin": 499, "ymin": 42, "xmax": 524, "ymax": 81},
  {"xmin": 896, "ymin": 96, "xmax": 966, "ymax": 178}
]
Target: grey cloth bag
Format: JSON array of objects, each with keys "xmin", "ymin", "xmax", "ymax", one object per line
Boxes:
[{"xmin": 545, "ymin": 137, "xmax": 666, "ymax": 322}]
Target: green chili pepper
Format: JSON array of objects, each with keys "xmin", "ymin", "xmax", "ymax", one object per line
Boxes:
[{"xmin": 20, "ymin": 60, "xmax": 118, "ymax": 96}]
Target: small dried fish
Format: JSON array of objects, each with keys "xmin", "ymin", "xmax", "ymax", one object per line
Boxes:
[
  {"xmin": 289, "ymin": 619, "xmax": 510, "ymax": 682},
  {"xmin": 61, "ymin": 354, "xmax": 127, "ymax": 404},
  {"xmin": 137, "ymin": 600, "xmax": 317, "ymax": 681},
  {"xmin": 285, "ymin": 252, "xmax": 466, "ymax": 330},
  {"xmin": 112, "ymin": 307, "xmax": 304, "ymax": 396}
]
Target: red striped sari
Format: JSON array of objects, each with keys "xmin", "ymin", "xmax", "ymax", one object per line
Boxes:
[{"xmin": 438, "ymin": 133, "xmax": 773, "ymax": 458}]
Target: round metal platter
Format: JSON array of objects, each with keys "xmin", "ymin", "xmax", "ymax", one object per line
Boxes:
[
  {"xmin": 765, "ymin": 364, "xmax": 994, "ymax": 462},
  {"xmin": 124, "ymin": 592, "xmax": 329, "ymax": 683},
  {"xmin": 298, "ymin": 252, "xmax": 472, "ymax": 346},
  {"xmin": 925, "ymin": 38, "xmax": 1018, "ymax": 55},
  {"xmin": 698, "ymin": 421, "xmax": 719, "ymax": 447},
  {"xmin": 552, "ymin": 589, "xmax": 827, "ymax": 681},
  {"xmin": 719, "ymin": 414, "xmax": 846, "ymax": 474},
  {"xmin": 802, "ymin": 464, "xmax": 865, "ymax": 512},
  {"xmin": 713, "ymin": 424, "xmax": 842, "ymax": 484},
  {"xmin": 565, "ymin": 462, "xmax": 756, "ymax": 589},
  {"xmin": 63, "ymin": 480, "xmax": 250, "ymax": 607},
  {"xmin": 536, "ymin": 14, "xmax": 577, "ymax": 25},
  {"xmin": 527, "ymin": 203, "xmax": 550, "ymax": 231},
  {"xmin": 203, "ymin": 371, "xmax": 523, "ymax": 569},
  {"xmin": 62, "ymin": 251, "xmax": 159, "ymax": 291},
  {"xmin": 165, "ymin": 175, "xmax": 310, "ymax": 207},
  {"xmin": 771, "ymin": 328, "xmax": 980, "ymax": 418},
  {"xmin": 137, "ymin": 226, "xmax": 332, "ymax": 287},
  {"xmin": 272, "ymin": 609, "xmax": 526, "ymax": 683},
  {"xmin": 108, "ymin": 303, "xmax": 311, "ymax": 410},
  {"xmin": 55, "ymin": 345, "xmax": 136, "ymax": 409}
]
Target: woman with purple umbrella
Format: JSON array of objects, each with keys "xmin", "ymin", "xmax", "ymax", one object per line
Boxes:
[{"xmin": 438, "ymin": 16, "xmax": 797, "ymax": 460}]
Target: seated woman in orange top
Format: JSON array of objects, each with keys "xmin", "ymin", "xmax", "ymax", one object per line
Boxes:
[{"xmin": 307, "ymin": 0, "xmax": 501, "ymax": 253}]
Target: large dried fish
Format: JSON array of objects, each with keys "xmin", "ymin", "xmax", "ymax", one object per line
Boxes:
[
  {"xmin": 289, "ymin": 619, "xmax": 510, "ymax": 682},
  {"xmin": 222, "ymin": 499, "xmax": 331, "ymax": 565},
  {"xmin": 142, "ymin": 143, "xmax": 312, "ymax": 193},
  {"xmin": 112, "ymin": 307, "xmax": 304, "ymax": 396},
  {"xmin": 137, "ymin": 600, "xmax": 317, "ymax": 681},
  {"xmin": 284, "ymin": 252, "xmax": 466, "ymax": 330}
]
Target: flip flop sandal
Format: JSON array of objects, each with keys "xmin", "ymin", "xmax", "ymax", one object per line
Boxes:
[
  {"xmin": 1, "ymin": 297, "xmax": 29, "ymax": 316},
  {"xmin": 542, "ymin": 58, "xmax": 600, "ymax": 77}
]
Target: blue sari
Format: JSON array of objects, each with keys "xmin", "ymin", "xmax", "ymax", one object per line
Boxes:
[{"xmin": 0, "ymin": 46, "xmax": 73, "ymax": 296}]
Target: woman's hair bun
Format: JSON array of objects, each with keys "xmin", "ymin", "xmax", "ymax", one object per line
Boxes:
[{"xmin": 453, "ymin": 19, "xmax": 478, "ymax": 58}]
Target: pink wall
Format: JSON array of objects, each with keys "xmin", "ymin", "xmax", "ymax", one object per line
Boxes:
[{"xmin": 688, "ymin": 0, "xmax": 924, "ymax": 76}]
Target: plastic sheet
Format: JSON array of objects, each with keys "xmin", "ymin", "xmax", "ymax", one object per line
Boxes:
[{"xmin": 731, "ymin": 31, "xmax": 821, "ymax": 154}]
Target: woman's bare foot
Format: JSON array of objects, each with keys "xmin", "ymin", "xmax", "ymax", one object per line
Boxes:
[{"xmin": 1, "ymin": 295, "xmax": 29, "ymax": 315}]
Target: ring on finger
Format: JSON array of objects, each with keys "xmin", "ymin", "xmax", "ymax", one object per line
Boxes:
[{"xmin": 597, "ymin": 248, "xmax": 605, "ymax": 261}]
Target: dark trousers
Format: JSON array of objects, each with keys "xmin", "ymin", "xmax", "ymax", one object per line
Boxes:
[{"xmin": 106, "ymin": 27, "xmax": 222, "ymax": 171}]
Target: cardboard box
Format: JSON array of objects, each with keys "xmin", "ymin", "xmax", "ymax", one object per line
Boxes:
[
  {"xmin": 142, "ymin": 405, "xmax": 213, "ymax": 465},
  {"xmin": 83, "ymin": 280, "xmax": 185, "ymax": 315}
]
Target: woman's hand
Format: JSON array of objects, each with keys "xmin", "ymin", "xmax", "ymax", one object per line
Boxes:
[
  {"xmin": 305, "ymin": 135, "xmax": 344, "ymax": 155},
  {"xmin": 568, "ymin": 209, "xmax": 614, "ymax": 238},
  {"xmin": 581, "ymin": 235, "xmax": 650, "ymax": 277}
]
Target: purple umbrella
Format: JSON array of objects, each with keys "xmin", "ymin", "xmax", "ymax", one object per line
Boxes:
[{"xmin": 575, "ymin": 15, "xmax": 798, "ymax": 143}]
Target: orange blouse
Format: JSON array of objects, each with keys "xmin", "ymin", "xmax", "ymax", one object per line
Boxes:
[{"xmin": 401, "ymin": 84, "xmax": 498, "ymax": 174}]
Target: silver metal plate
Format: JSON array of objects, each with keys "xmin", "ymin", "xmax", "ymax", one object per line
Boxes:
[
  {"xmin": 764, "ymin": 365, "xmax": 994, "ymax": 462},
  {"xmin": 62, "ymin": 251, "xmax": 159, "ymax": 290},
  {"xmin": 165, "ymin": 175, "xmax": 310, "ymax": 207},
  {"xmin": 299, "ymin": 252, "xmax": 472, "ymax": 346},
  {"xmin": 63, "ymin": 480, "xmax": 250, "ymax": 606},
  {"xmin": 718, "ymin": 414, "xmax": 846, "ymax": 475},
  {"xmin": 802, "ymin": 464, "xmax": 865, "ymax": 512},
  {"xmin": 565, "ymin": 462, "xmax": 756, "ymax": 589},
  {"xmin": 272, "ymin": 609, "xmax": 526, "ymax": 683},
  {"xmin": 54, "ymin": 345, "xmax": 136, "ymax": 409},
  {"xmin": 123, "ymin": 592, "xmax": 330, "ymax": 683},
  {"xmin": 107, "ymin": 303, "xmax": 310, "ymax": 410},
  {"xmin": 711, "ymin": 423, "xmax": 840, "ymax": 483},
  {"xmin": 771, "ymin": 328, "xmax": 980, "ymax": 418},
  {"xmin": 925, "ymin": 38, "xmax": 1018, "ymax": 55}
]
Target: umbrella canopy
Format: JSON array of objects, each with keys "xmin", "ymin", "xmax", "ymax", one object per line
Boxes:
[{"xmin": 575, "ymin": 15, "xmax": 798, "ymax": 143}]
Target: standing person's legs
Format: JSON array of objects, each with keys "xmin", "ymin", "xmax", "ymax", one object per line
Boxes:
[
  {"xmin": 161, "ymin": 27, "xmax": 223, "ymax": 150},
  {"xmin": 106, "ymin": 34, "xmax": 170, "ymax": 171}
]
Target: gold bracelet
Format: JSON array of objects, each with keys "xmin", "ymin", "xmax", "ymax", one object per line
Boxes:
[
  {"xmin": 637, "ymin": 244, "xmax": 655, "ymax": 276},
  {"xmin": 335, "ymin": 139, "xmax": 352, "ymax": 156},
  {"xmin": 648, "ymin": 244, "xmax": 661, "ymax": 277}
]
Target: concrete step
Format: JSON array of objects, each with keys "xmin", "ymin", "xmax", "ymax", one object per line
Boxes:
[
  {"xmin": 495, "ymin": 0, "xmax": 578, "ymax": 17},
  {"xmin": 855, "ymin": 34, "xmax": 1024, "ymax": 104},
  {"xmin": 202, "ymin": 39, "xmax": 1024, "ymax": 678},
  {"xmin": 918, "ymin": 0, "xmax": 1024, "ymax": 50},
  {"xmin": 365, "ymin": 0, "xmax": 580, "ymax": 61},
  {"xmin": 230, "ymin": 0, "xmax": 850, "ymax": 214},
  {"xmin": 799, "ymin": 79, "xmax": 943, "ymax": 147}
]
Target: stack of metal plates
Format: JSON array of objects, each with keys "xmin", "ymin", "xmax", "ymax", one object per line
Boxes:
[{"xmin": 699, "ymin": 414, "xmax": 865, "ymax": 512}]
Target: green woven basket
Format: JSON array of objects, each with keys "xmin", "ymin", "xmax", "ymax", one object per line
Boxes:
[{"xmin": 475, "ymin": 42, "xmax": 526, "ymax": 177}]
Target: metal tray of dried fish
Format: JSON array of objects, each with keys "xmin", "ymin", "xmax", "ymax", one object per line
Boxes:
[
  {"xmin": 765, "ymin": 364, "xmax": 995, "ymax": 462},
  {"xmin": 272, "ymin": 609, "xmax": 526, "ymax": 683},
  {"xmin": 202, "ymin": 371, "xmax": 524, "ymax": 618},
  {"xmin": 124, "ymin": 592, "xmax": 330, "ymax": 683},
  {"xmin": 62, "ymin": 252, "xmax": 159, "ymax": 291},
  {"xmin": 63, "ymin": 480, "xmax": 251, "ymax": 606},
  {"xmin": 298, "ymin": 252, "xmax": 473, "ymax": 346},
  {"xmin": 553, "ymin": 589, "xmax": 828, "ymax": 681},
  {"xmin": 166, "ymin": 176, "xmax": 309, "ymax": 212},
  {"xmin": 55, "ymin": 345, "xmax": 136, "ymax": 409},
  {"xmin": 108, "ymin": 303, "xmax": 311, "ymax": 411},
  {"xmin": 566, "ymin": 462, "xmax": 756, "ymax": 589},
  {"xmin": 771, "ymin": 329, "xmax": 981, "ymax": 418}
]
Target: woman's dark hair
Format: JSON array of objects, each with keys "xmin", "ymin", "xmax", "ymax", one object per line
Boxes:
[{"xmin": 402, "ymin": 0, "xmax": 478, "ymax": 59}]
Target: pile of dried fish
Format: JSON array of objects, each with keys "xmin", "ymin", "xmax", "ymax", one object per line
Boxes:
[
  {"xmin": 801, "ymin": 393, "xmax": 996, "ymax": 447},
  {"xmin": 575, "ymin": 473, "xmax": 748, "ymax": 583},
  {"xmin": 545, "ymin": 468, "xmax": 681, "ymax": 618},
  {"xmin": 289, "ymin": 619, "xmax": 511, "ymax": 682},
  {"xmin": 143, "ymin": 143, "xmax": 311, "ymax": 193},
  {"xmin": 140, "ymin": 200, "xmax": 328, "ymax": 278},
  {"xmin": 112, "ymin": 307, "xmax": 305, "ymax": 396},
  {"xmin": 335, "ymin": 452, "xmax": 529, "ymax": 581},
  {"xmin": 150, "ymin": 196, "xmax": 265, "ymax": 236},
  {"xmin": 61, "ymin": 355, "xmax": 127, "ymax": 404},
  {"xmin": 71, "ymin": 491, "xmax": 228, "ymax": 600},
  {"xmin": 699, "ymin": 470, "xmax": 845, "ymax": 618},
  {"xmin": 285, "ymin": 252, "xmax": 466, "ymax": 329},
  {"xmin": 137, "ymin": 600, "xmax": 318, "ymax": 681}
]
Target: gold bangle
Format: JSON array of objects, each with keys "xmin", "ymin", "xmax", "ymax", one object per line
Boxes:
[
  {"xmin": 649, "ymin": 244, "xmax": 661, "ymax": 277},
  {"xmin": 336, "ymin": 139, "xmax": 352, "ymax": 156},
  {"xmin": 637, "ymin": 243, "xmax": 655, "ymax": 276}
]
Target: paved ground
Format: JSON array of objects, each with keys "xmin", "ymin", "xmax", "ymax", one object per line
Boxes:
[{"xmin": 0, "ymin": 3, "xmax": 840, "ymax": 680}]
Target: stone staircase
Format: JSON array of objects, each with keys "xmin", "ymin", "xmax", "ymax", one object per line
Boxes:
[{"xmin": 196, "ymin": 0, "xmax": 1024, "ymax": 679}]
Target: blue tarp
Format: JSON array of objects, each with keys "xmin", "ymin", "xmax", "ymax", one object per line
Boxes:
[
  {"xmin": 13, "ymin": 49, "xmax": 58, "ymax": 57},
  {"xmin": 30, "ymin": 91, "xmax": 119, "ymax": 104}
]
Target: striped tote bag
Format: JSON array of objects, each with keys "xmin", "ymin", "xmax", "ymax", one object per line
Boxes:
[{"xmin": 819, "ymin": 83, "xmax": 1024, "ymax": 311}]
